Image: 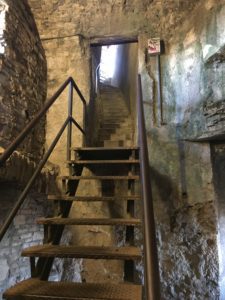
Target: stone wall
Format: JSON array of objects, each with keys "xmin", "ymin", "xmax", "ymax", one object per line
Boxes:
[
  {"xmin": 138, "ymin": 0, "xmax": 224, "ymax": 298},
  {"xmin": 0, "ymin": 1, "xmax": 51, "ymax": 298},
  {"xmin": 211, "ymin": 143, "xmax": 225, "ymax": 299},
  {"xmin": 23, "ymin": 0, "xmax": 224, "ymax": 298},
  {"xmin": 41, "ymin": 35, "xmax": 90, "ymax": 174},
  {"xmin": 0, "ymin": 0, "xmax": 47, "ymax": 161},
  {"xmin": 0, "ymin": 190, "xmax": 52, "ymax": 299},
  {"xmin": 0, "ymin": 148, "xmax": 59, "ymax": 299},
  {"xmin": 117, "ymin": 43, "xmax": 138, "ymax": 141},
  {"xmin": 27, "ymin": 0, "xmax": 201, "ymax": 41}
]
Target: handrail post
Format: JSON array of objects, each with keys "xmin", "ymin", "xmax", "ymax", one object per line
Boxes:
[
  {"xmin": 67, "ymin": 80, "xmax": 73, "ymax": 161},
  {"xmin": 83, "ymin": 104, "xmax": 87, "ymax": 147},
  {"xmin": 0, "ymin": 76, "xmax": 87, "ymax": 242},
  {"xmin": 95, "ymin": 64, "xmax": 100, "ymax": 94},
  {"xmin": 0, "ymin": 117, "xmax": 70, "ymax": 242},
  {"xmin": 138, "ymin": 75, "xmax": 161, "ymax": 300}
]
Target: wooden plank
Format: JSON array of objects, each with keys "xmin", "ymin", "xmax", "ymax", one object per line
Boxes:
[
  {"xmin": 47, "ymin": 195, "xmax": 141, "ymax": 201},
  {"xmin": 59, "ymin": 175, "xmax": 139, "ymax": 180},
  {"xmin": 72, "ymin": 147, "xmax": 139, "ymax": 151},
  {"xmin": 22, "ymin": 245, "xmax": 142, "ymax": 260},
  {"xmin": 37, "ymin": 217, "xmax": 142, "ymax": 226},
  {"xmin": 67, "ymin": 159, "xmax": 140, "ymax": 164},
  {"xmin": 3, "ymin": 279, "xmax": 142, "ymax": 300}
]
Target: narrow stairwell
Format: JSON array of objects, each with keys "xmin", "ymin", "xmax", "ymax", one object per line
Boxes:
[{"xmin": 97, "ymin": 85, "xmax": 134, "ymax": 148}]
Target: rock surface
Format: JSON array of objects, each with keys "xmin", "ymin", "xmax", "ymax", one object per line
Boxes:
[
  {"xmin": 0, "ymin": 0, "xmax": 47, "ymax": 161},
  {"xmin": 1, "ymin": 0, "xmax": 224, "ymax": 298}
]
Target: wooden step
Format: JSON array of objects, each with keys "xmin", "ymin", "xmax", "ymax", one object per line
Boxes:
[
  {"xmin": 47, "ymin": 195, "xmax": 141, "ymax": 202},
  {"xmin": 3, "ymin": 278, "xmax": 142, "ymax": 300},
  {"xmin": 72, "ymin": 147, "xmax": 138, "ymax": 151},
  {"xmin": 22, "ymin": 245, "xmax": 142, "ymax": 260},
  {"xmin": 72, "ymin": 147, "xmax": 139, "ymax": 160},
  {"xmin": 59, "ymin": 175, "xmax": 139, "ymax": 181},
  {"xmin": 67, "ymin": 159, "xmax": 139, "ymax": 165},
  {"xmin": 37, "ymin": 217, "xmax": 142, "ymax": 226}
]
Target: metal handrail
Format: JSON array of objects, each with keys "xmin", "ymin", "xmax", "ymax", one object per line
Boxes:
[
  {"xmin": 0, "ymin": 77, "xmax": 87, "ymax": 242},
  {"xmin": 137, "ymin": 74, "xmax": 161, "ymax": 300},
  {"xmin": 95, "ymin": 63, "xmax": 100, "ymax": 94},
  {"xmin": 0, "ymin": 77, "xmax": 86, "ymax": 165}
]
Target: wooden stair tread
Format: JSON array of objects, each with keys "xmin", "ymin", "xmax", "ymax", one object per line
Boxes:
[
  {"xmin": 72, "ymin": 147, "xmax": 139, "ymax": 160},
  {"xmin": 72, "ymin": 147, "xmax": 139, "ymax": 151},
  {"xmin": 47, "ymin": 195, "xmax": 141, "ymax": 201},
  {"xmin": 67, "ymin": 159, "xmax": 139, "ymax": 164},
  {"xmin": 59, "ymin": 175, "xmax": 139, "ymax": 180},
  {"xmin": 37, "ymin": 217, "xmax": 142, "ymax": 226},
  {"xmin": 3, "ymin": 279, "xmax": 142, "ymax": 300},
  {"xmin": 22, "ymin": 245, "xmax": 142, "ymax": 260}
]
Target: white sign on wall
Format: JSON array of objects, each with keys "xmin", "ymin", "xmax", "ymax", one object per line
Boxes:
[{"xmin": 148, "ymin": 38, "xmax": 161, "ymax": 55}]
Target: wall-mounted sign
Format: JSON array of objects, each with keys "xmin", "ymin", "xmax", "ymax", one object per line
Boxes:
[{"xmin": 148, "ymin": 38, "xmax": 161, "ymax": 55}]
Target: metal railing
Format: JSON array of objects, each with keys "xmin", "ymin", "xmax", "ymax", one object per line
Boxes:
[
  {"xmin": 0, "ymin": 77, "xmax": 87, "ymax": 242},
  {"xmin": 137, "ymin": 74, "xmax": 161, "ymax": 300},
  {"xmin": 95, "ymin": 63, "xmax": 100, "ymax": 94}
]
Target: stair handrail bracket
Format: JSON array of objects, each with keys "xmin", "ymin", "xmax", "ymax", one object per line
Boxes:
[
  {"xmin": 137, "ymin": 74, "xmax": 161, "ymax": 300},
  {"xmin": 0, "ymin": 76, "xmax": 87, "ymax": 242}
]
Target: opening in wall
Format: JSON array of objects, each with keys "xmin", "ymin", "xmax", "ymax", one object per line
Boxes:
[{"xmin": 0, "ymin": 1, "xmax": 8, "ymax": 54}]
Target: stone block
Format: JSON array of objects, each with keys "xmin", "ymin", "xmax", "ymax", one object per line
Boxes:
[{"xmin": 0, "ymin": 260, "xmax": 9, "ymax": 282}]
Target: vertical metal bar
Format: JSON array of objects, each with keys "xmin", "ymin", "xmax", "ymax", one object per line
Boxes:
[
  {"xmin": 137, "ymin": 75, "xmax": 161, "ymax": 300},
  {"xmin": 0, "ymin": 77, "xmax": 72, "ymax": 166},
  {"xmin": 96, "ymin": 64, "xmax": 100, "ymax": 94},
  {"xmin": 67, "ymin": 81, "xmax": 73, "ymax": 161},
  {"xmin": 157, "ymin": 55, "xmax": 164, "ymax": 125},
  {"xmin": 83, "ymin": 103, "xmax": 87, "ymax": 147},
  {"xmin": 30, "ymin": 257, "xmax": 36, "ymax": 277},
  {"xmin": 0, "ymin": 117, "xmax": 70, "ymax": 242}
]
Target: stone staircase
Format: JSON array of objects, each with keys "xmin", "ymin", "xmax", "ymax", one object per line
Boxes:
[
  {"xmin": 98, "ymin": 85, "xmax": 134, "ymax": 147},
  {"xmin": 3, "ymin": 86, "xmax": 142, "ymax": 300}
]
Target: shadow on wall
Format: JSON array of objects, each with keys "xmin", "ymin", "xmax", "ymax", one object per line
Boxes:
[{"xmin": 150, "ymin": 166, "xmax": 180, "ymax": 232}]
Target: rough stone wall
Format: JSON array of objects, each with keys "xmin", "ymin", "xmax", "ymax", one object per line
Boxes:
[
  {"xmin": 0, "ymin": 150, "xmax": 58, "ymax": 299},
  {"xmin": 0, "ymin": 190, "xmax": 52, "ymax": 299},
  {"xmin": 0, "ymin": 0, "xmax": 47, "ymax": 161},
  {"xmin": 211, "ymin": 143, "xmax": 225, "ymax": 299},
  {"xmin": 42, "ymin": 35, "xmax": 90, "ymax": 174},
  {"xmin": 27, "ymin": 0, "xmax": 201, "ymax": 41},
  {"xmin": 0, "ymin": 1, "xmax": 51, "ymax": 297},
  {"xmin": 24, "ymin": 0, "xmax": 223, "ymax": 298},
  {"xmin": 158, "ymin": 0, "xmax": 225, "ymax": 141},
  {"xmin": 117, "ymin": 43, "xmax": 138, "ymax": 141},
  {"xmin": 138, "ymin": 1, "xmax": 224, "ymax": 298}
]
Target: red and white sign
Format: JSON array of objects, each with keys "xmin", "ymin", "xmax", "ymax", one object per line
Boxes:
[{"xmin": 148, "ymin": 38, "xmax": 161, "ymax": 55}]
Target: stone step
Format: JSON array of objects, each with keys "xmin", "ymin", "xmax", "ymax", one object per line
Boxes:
[
  {"xmin": 110, "ymin": 134, "xmax": 133, "ymax": 141},
  {"xmin": 99, "ymin": 125, "xmax": 132, "ymax": 131},
  {"xmin": 47, "ymin": 195, "xmax": 141, "ymax": 202},
  {"xmin": 98, "ymin": 135, "xmax": 128, "ymax": 141},
  {"xmin": 3, "ymin": 279, "xmax": 142, "ymax": 300},
  {"xmin": 37, "ymin": 217, "xmax": 141, "ymax": 226},
  {"xmin": 100, "ymin": 125, "xmax": 132, "ymax": 131},
  {"xmin": 103, "ymin": 115, "xmax": 130, "ymax": 119},
  {"xmin": 22, "ymin": 245, "xmax": 142, "ymax": 260},
  {"xmin": 103, "ymin": 109, "xmax": 128, "ymax": 113},
  {"xmin": 104, "ymin": 140, "xmax": 133, "ymax": 147},
  {"xmin": 103, "ymin": 111, "xmax": 129, "ymax": 115}
]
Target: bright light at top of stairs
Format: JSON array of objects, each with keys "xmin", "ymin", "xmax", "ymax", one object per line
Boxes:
[{"xmin": 100, "ymin": 45, "xmax": 118, "ymax": 80}]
